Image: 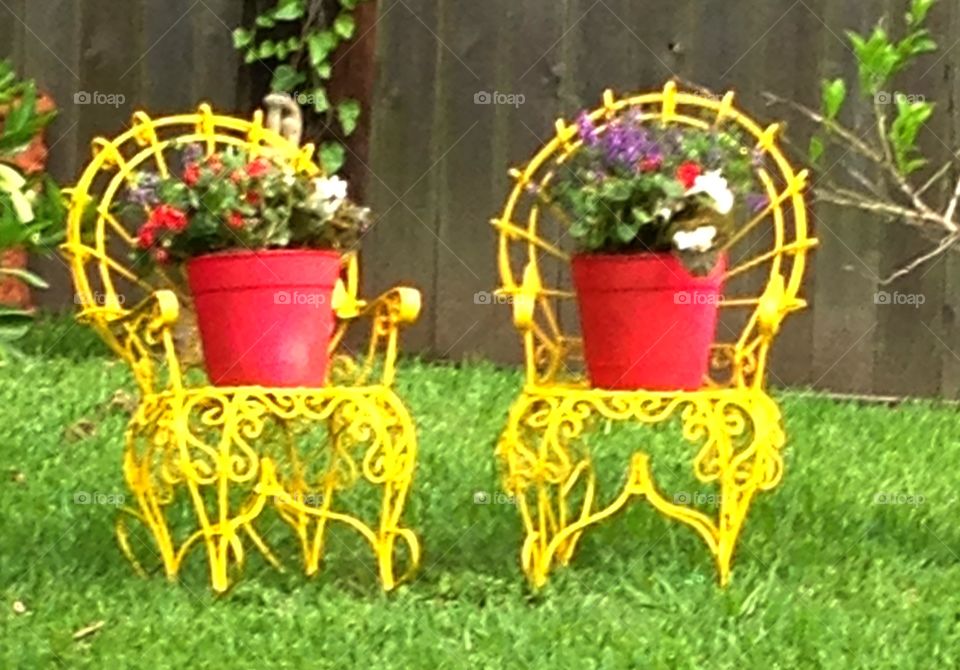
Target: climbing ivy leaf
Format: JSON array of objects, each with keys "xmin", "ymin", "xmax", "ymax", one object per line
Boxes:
[
  {"xmin": 308, "ymin": 31, "xmax": 339, "ymax": 67},
  {"xmin": 270, "ymin": 64, "xmax": 306, "ymax": 92},
  {"xmin": 337, "ymin": 99, "xmax": 362, "ymax": 136},
  {"xmin": 320, "ymin": 142, "xmax": 346, "ymax": 175},
  {"xmin": 334, "ymin": 14, "xmax": 356, "ymax": 39}
]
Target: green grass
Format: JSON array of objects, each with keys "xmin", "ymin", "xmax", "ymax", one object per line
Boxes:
[{"xmin": 2, "ymin": 319, "xmax": 960, "ymax": 668}]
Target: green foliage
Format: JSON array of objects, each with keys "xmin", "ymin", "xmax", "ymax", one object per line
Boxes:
[
  {"xmin": 3, "ymin": 340, "xmax": 960, "ymax": 667},
  {"xmin": 810, "ymin": 0, "xmax": 941, "ymax": 174},
  {"xmin": 121, "ymin": 145, "xmax": 371, "ymax": 270},
  {"xmin": 550, "ymin": 111, "xmax": 761, "ymax": 274},
  {"xmin": 232, "ymin": 0, "xmax": 372, "ymax": 175}
]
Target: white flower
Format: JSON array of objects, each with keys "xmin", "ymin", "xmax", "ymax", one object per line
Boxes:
[
  {"xmin": 309, "ymin": 175, "xmax": 349, "ymax": 217},
  {"xmin": 0, "ymin": 164, "xmax": 34, "ymax": 223},
  {"xmin": 673, "ymin": 225, "xmax": 717, "ymax": 253},
  {"xmin": 657, "ymin": 206, "xmax": 674, "ymax": 222},
  {"xmin": 686, "ymin": 169, "xmax": 734, "ymax": 215}
]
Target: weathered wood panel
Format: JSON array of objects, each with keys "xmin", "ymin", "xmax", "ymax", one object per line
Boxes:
[{"xmin": 366, "ymin": 0, "xmax": 960, "ymax": 398}]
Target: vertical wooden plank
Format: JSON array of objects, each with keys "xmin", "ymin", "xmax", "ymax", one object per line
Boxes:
[
  {"xmin": 431, "ymin": 0, "xmax": 508, "ymax": 358},
  {"xmin": 22, "ymin": 0, "xmax": 83, "ymax": 310},
  {"xmin": 329, "ymin": 0, "xmax": 380, "ymax": 201},
  {"xmin": 192, "ymin": 0, "xmax": 244, "ymax": 110},
  {"xmin": 807, "ymin": 0, "xmax": 884, "ymax": 394},
  {"xmin": 139, "ymin": 0, "xmax": 199, "ymax": 114},
  {"xmin": 364, "ymin": 0, "xmax": 442, "ymax": 351},
  {"xmin": 938, "ymin": 0, "xmax": 960, "ymax": 399},
  {"xmin": 0, "ymin": 0, "xmax": 25, "ymax": 63},
  {"xmin": 873, "ymin": 0, "xmax": 949, "ymax": 398},
  {"xmin": 485, "ymin": 0, "xmax": 567, "ymax": 365},
  {"xmin": 742, "ymin": 0, "xmax": 824, "ymax": 387},
  {"xmin": 75, "ymin": 1, "xmax": 142, "ymax": 149}
]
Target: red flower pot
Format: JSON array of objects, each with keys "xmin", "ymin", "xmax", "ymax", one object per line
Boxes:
[
  {"xmin": 571, "ymin": 252, "xmax": 726, "ymax": 391},
  {"xmin": 186, "ymin": 249, "xmax": 342, "ymax": 387}
]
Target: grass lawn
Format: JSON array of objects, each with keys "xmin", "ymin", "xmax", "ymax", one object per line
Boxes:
[{"xmin": 2, "ymin": 318, "xmax": 960, "ymax": 669}]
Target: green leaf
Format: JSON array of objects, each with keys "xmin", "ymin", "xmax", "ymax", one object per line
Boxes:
[
  {"xmin": 232, "ymin": 27, "xmax": 254, "ymax": 49},
  {"xmin": 889, "ymin": 97, "xmax": 935, "ymax": 174},
  {"xmin": 809, "ymin": 135, "xmax": 825, "ymax": 165},
  {"xmin": 614, "ymin": 221, "xmax": 635, "ymax": 244},
  {"xmin": 270, "ymin": 65, "xmax": 306, "ymax": 93},
  {"xmin": 630, "ymin": 207, "xmax": 653, "ymax": 225},
  {"xmin": 255, "ymin": 13, "xmax": 276, "ymax": 29},
  {"xmin": 340, "ymin": 0, "xmax": 361, "ymax": 8},
  {"xmin": 320, "ymin": 142, "xmax": 346, "ymax": 175},
  {"xmin": 337, "ymin": 99, "xmax": 362, "ymax": 136},
  {"xmin": 315, "ymin": 63, "xmax": 332, "ymax": 80},
  {"xmin": 907, "ymin": 0, "xmax": 936, "ymax": 28},
  {"xmin": 334, "ymin": 14, "xmax": 356, "ymax": 40},
  {"xmin": 273, "ymin": 0, "xmax": 305, "ymax": 21},
  {"xmin": 258, "ymin": 40, "xmax": 277, "ymax": 59},
  {"xmin": 310, "ymin": 87, "xmax": 330, "ymax": 113},
  {"xmin": 821, "ymin": 78, "xmax": 846, "ymax": 120},
  {"xmin": 847, "ymin": 26, "xmax": 901, "ymax": 95},
  {"xmin": 308, "ymin": 31, "xmax": 339, "ymax": 67},
  {"xmin": 0, "ymin": 268, "xmax": 48, "ymax": 289}
]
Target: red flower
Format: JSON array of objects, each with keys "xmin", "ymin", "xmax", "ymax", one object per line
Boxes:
[
  {"xmin": 244, "ymin": 191, "xmax": 261, "ymax": 206},
  {"xmin": 676, "ymin": 161, "xmax": 702, "ymax": 189},
  {"xmin": 136, "ymin": 225, "xmax": 155, "ymax": 249},
  {"xmin": 227, "ymin": 212, "xmax": 245, "ymax": 229},
  {"xmin": 148, "ymin": 204, "xmax": 189, "ymax": 232},
  {"xmin": 206, "ymin": 154, "xmax": 224, "ymax": 174},
  {"xmin": 183, "ymin": 163, "xmax": 200, "ymax": 186},
  {"xmin": 639, "ymin": 155, "xmax": 663, "ymax": 173},
  {"xmin": 230, "ymin": 169, "xmax": 245, "ymax": 184},
  {"xmin": 153, "ymin": 248, "xmax": 170, "ymax": 264},
  {"xmin": 245, "ymin": 158, "xmax": 271, "ymax": 178}
]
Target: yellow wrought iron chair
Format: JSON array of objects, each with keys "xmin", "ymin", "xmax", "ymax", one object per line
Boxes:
[
  {"xmin": 492, "ymin": 82, "xmax": 817, "ymax": 587},
  {"xmin": 63, "ymin": 101, "xmax": 421, "ymax": 592}
]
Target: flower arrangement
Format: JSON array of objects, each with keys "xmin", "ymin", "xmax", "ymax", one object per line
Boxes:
[
  {"xmin": 122, "ymin": 144, "xmax": 370, "ymax": 269},
  {"xmin": 549, "ymin": 110, "xmax": 768, "ymax": 274}
]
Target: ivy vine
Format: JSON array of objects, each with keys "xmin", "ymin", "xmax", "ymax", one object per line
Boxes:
[{"xmin": 233, "ymin": 0, "xmax": 371, "ymax": 175}]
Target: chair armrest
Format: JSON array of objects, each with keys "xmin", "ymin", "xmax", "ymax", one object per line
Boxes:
[
  {"xmin": 86, "ymin": 289, "xmax": 183, "ymax": 394},
  {"xmin": 330, "ymin": 286, "xmax": 421, "ymax": 387}
]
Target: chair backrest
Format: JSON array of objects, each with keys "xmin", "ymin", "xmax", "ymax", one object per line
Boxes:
[
  {"xmin": 64, "ymin": 103, "xmax": 320, "ymax": 329},
  {"xmin": 493, "ymin": 82, "xmax": 815, "ymax": 390}
]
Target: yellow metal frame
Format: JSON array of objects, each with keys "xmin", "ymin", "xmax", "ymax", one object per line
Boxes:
[
  {"xmin": 63, "ymin": 104, "xmax": 421, "ymax": 592},
  {"xmin": 492, "ymin": 82, "xmax": 817, "ymax": 587}
]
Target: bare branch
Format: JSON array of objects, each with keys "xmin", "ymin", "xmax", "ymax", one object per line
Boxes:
[{"xmin": 880, "ymin": 232, "xmax": 960, "ymax": 285}]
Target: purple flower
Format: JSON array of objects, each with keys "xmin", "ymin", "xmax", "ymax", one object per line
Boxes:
[
  {"xmin": 126, "ymin": 172, "xmax": 161, "ymax": 206},
  {"xmin": 746, "ymin": 193, "xmax": 770, "ymax": 214},
  {"xmin": 182, "ymin": 143, "xmax": 203, "ymax": 164},
  {"xmin": 577, "ymin": 112, "xmax": 598, "ymax": 146}
]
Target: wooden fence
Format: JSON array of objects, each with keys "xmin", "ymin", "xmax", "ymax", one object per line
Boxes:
[
  {"xmin": 363, "ymin": 0, "xmax": 960, "ymax": 398},
  {"xmin": 4, "ymin": 0, "xmax": 960, "ymax": 398}
]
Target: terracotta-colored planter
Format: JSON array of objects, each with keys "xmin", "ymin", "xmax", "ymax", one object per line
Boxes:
[
  {"xmin": 0, "ymin": 248, "xmax": 30, "ymax": 308},
  {"xmin": 0, "ymin": 92, "xmax": 55, "ymax": 308},
  {"xmin": 571, "ymin": 252, "xmax": 726, "ymax": 391},
  {"xmin": 186, "ymin": 249, "xmax": 342, "ymax": 387}
]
